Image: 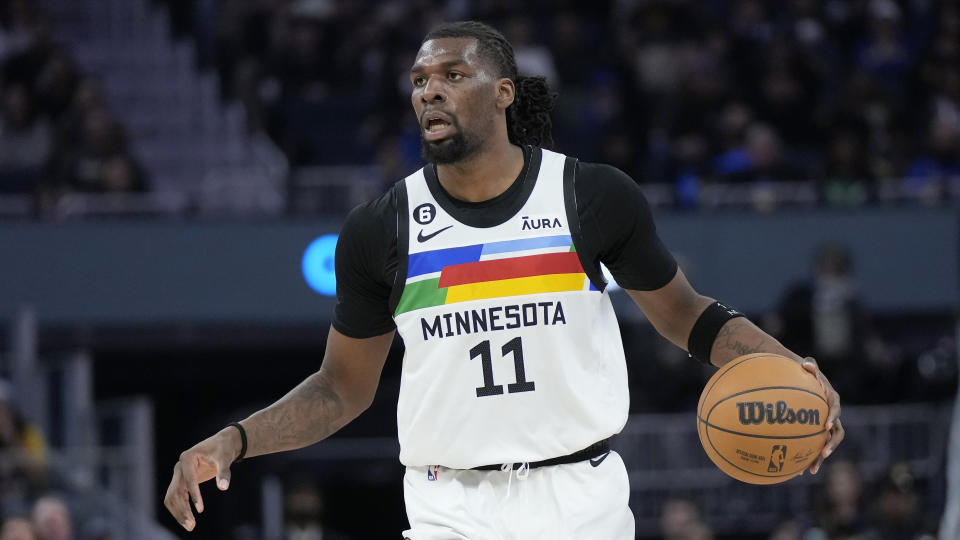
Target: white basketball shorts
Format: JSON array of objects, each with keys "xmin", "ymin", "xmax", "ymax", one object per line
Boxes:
[{"xmin": 401, "ymin": 451, "xmax": 634, "ymax": 540}]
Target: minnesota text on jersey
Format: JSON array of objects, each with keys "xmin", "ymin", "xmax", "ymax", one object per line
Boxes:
[{"xmin": 420, "ymin": 300, "xmax": 567, "ymax": 341}]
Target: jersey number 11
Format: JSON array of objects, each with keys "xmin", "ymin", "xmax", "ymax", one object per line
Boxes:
[{"xmin": 470, "ymin": 337, "xmax": 536, "ymax": 397}]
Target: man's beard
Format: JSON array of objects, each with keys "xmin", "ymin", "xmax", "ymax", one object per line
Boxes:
[{"xmin": 420, "ymin": 123, "xmax": 480, "ymax": 164}]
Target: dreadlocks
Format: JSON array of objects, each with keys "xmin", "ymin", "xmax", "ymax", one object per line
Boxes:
[{"xmin": 424, "ymin": 21, "xmax": 556, "ymax": 149}]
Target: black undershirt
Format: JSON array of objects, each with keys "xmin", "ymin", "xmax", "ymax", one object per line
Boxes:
[{"xmin": 332, "ymin": 147, "xmax": 678, "ymax": 339}]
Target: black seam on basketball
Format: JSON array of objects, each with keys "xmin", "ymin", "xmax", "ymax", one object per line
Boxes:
[
  {"xmin": 697, "ymin": 353, "xmax": 764, "ymax": 420},
  {"xmin": 697, "ymin": 416, "xmax": 827, "ymax": 439}
]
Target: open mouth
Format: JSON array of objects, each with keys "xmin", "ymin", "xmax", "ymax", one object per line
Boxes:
[
  {"xmin": 426, "ymin": 118, "xmax": 450, "ymax": 133},
  {"xmin": 422, "ymin": 113, "xmax": 454, "ymax": 141}
]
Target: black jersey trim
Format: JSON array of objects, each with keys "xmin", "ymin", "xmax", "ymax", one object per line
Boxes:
[
  {"xmin": 422, "ymin": 146, "xmax": 543, "ymax": 229},
  {"xmin": 563, "ymin": 156, "xmax": 607, "ymax": 292},
  {"xmin": 388, "ymin": 179, "xmax": 409, "ymax": 315}
]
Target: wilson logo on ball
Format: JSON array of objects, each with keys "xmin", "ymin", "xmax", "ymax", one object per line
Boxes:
[{"xmin": 736, "ymin": 400, "xmax": 821, "ymax": 426}]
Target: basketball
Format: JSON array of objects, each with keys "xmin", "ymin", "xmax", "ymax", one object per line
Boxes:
[{"xmin": 697, "ymin": 353, "xmax": 829, "ymax": 485}]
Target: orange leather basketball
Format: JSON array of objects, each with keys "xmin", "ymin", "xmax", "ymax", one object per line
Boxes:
[{"xmin": 697, "ymin": 353, "xmax": 828, "ymax": 484}]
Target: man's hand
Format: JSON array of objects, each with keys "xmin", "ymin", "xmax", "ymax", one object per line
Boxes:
[
  {"xmin": 802, "ymin": 357, "xmax": 844, "ymax": 475},
  {"xmin": 164, "ymin": 426, "xmax": 241, "ymax": 531}
]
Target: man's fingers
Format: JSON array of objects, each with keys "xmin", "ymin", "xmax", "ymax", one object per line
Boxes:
[
  {"xmin": 824, "ymin": 418, "xmax": 845, "ymax": 457},
  {"xmin": 826, "ymin": 392, "xmax": 842, "ymax": 430},
  {"xmin": 178, "ymin": 453, "xmax": 205, "ymax": 514},
  {"xmin": 801, "ymin": 358, "xmax": 829, "ymax": 395},
  {"xmin": 801, "ymin": 358, "xmax": 821, "ymax": 379},
  {"xmin": 809, "ymin": 454, "xmax": 824, "ymax": 475},
  {"xmin": 216, "ymin": 464, "xmax": 232, "ymax": 491},
  {"xmin": 803, "ymin": 357, "xmax": 842, "ymax": 428},
  {"xmin": 798, "ymin": 357, "xmax": 843, "ymax": 474},
  {"xmin": 164, "ymin": 464, "xmax": 197, "ymax": 531}
]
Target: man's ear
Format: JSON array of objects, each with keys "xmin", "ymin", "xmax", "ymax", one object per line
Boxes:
[{"xmin": 496, "ymin": 77, "xmax": 515, "ymax": 110}]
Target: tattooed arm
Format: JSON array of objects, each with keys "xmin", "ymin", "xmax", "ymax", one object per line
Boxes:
[
  {"xmin": 708, "ymin": 316, "xmax": 801, "ymax": 365},
  {"xmin": 626, "ymin": 268, "xmax": 843, "ymax": 474},
  {"xmin": 242, "ymin": 328, "xmax": 394, "ymax": 456},
  {"xmin": 164, "ymin": 327, "xmax": 394, "ymax": 531}
]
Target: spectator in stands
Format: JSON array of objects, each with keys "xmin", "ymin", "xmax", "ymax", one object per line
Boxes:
[
  {"xmin": 865, "ymin": 462, "xmax": 935, "ymax": 539},
  {"xmin": 856, "ymin": 0, "xmax": 912, "ymax": 100},
  {"xmin": 283, "ymin": 479, "xmax": 348, "ymax": 540},
  {"xmin": 0, "ymin": 517, "xmax": 37, "ymax": 540},
  {"xmin": 29, "ymin": 497, "xmax": 71, "ymax": 540},
  {"xmin": 805, "ymin": 459, "xmax": 868, "ymax": 539},
  {"xmin": 766, "ymin": 243, "xmax": 887, "ymax": 403},
  {"xmin": 503, "ymin": 16, "xmax": 557, "ymax": 85},
  {"xmin": 546, "ymin": 12, "xmax": 593, "ymax": 89},
  {"xmin": 1, "ymin": 14, "xmax": 56, "ymax": 93},
  {"xmin": 767, "ymin": 519, "xmax": 802, "ymax": 540},
  {"xmin": 903, "ymin": 118, "xmax": 960, "ymax": 203},
  {"xmin": 821, "ymin": 128, "xmax": 873, "ymax": 206},
  {"xmin": 47, "ymin": 107, "xmax": 147, "ymax": 195},
  {"xmin": 0, "ymin": 82, "xmax": 50, "ymax": 193},
  {"xmin": 33, "ymin": 49, "xmax": 78, "ymax": 121},
  {"xmin": 713, "ymin": 123, "xmax": 809, "ymax": 185},
  {"xmin": 660, "ymin": 497, "xmax": 713, "ymax": 540},
  {"xmin": 0, "ymin": 379, "xmax": 47, "ymax": 508},
  {"xmin": 0, "ymin": 0, "xmax": 34, "ymax": 62},
  {"xmin": 100, "ymin": 154, "xmax": 146, "ymax": 193}
]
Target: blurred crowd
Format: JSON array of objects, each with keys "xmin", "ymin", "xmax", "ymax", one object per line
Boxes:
[
  {"xmin": 4, "ymin": 0, "xmax": 960, "ymax": 209},
  {"xmin": 661, "ymin": 460, "xmax": 939, "ymax": 540},
  {"xmin": 156, "ymin": 0, "xmax": 960, "ymax": 206},
  {"xmin": 0, "ymin": 0, "xmax": 147, "ymax": 208},
  {"xmin": 0, "ymin": 495, "xmax": 116, "ymax": 540},
  {"xmin": 0, "ymin": 379, "xmax": 116, "ymax": 540}
]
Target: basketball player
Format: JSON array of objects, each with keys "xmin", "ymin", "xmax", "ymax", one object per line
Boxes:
[{"xmin": 164, "ymin": 21, "xmax": 844, "ymax": 539}]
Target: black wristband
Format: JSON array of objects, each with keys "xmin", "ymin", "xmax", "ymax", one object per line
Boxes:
[
  {"xmin": 227, "ymin": 422, "xmax": 247, "ymax": 465},
  {"xmin": 688, "ymin": 301, "xmax": 746, "ymax": 365}
]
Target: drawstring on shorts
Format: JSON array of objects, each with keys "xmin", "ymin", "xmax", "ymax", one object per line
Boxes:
[{"xmin": 499, "ymin": 462, "xmax": 530, "ymax": 499}]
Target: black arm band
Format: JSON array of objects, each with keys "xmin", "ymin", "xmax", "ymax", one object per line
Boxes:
[
  {"xmin": 687, "ymin": 301, "xmax": 746, "ymax": 365},
  {"xmin": 227, "ymin": 422, "xmax": 247, "ymax": 465}
]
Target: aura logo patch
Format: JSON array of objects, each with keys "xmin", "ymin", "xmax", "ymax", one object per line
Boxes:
[{"xmin": 520, "ymin": 215, "xmax": 562, "ymax": 231}]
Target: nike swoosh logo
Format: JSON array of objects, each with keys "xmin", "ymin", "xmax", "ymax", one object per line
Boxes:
[
  {"xmin": 417, "ymin": 225, "xmax": 453, "ymax": 242},
  {"xmin": 589, "ymin": 451, "xmax": 610, "ymax": 468}
]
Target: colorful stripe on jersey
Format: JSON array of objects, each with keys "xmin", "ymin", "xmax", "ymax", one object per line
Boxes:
[{"xmin": 395, "ymin": 234, "xmax": 598, "ymax": 315}]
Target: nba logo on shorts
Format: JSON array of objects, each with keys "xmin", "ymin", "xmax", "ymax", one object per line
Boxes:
[
  {"xmin": 767, "ymin": 445, "xmax": 787, "ymax": 472},
  {"xmin": 427, "ymin": 465, "xmax": 439, "ymax": 481}
]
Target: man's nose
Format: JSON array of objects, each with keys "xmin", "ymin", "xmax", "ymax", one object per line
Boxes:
[{"xmin": 421, "ymin": 77, "xmax": 446, "ymax": 103}]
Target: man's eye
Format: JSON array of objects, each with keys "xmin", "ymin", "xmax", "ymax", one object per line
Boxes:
[
  {"xmin": 448, "ymin": 72, "xmax": 464, "ymax": 81},
  {"xmin": 413, "ymin": 76, "xmax": 425, "ymax": 86}
]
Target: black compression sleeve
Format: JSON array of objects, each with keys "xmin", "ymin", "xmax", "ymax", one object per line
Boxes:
[
  {"xmin": 574, "ymin": 162, "xmax": 677, "ymax": 290},
  {"xmin": 331, "ymin": 191, "xmax": 398, "ymax": 338},
  {"xmin": 688, "ymin": 301, "xmax": 746, "ymax": 364}
]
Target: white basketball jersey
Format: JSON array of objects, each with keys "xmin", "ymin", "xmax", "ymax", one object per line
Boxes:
[{"xmin": 391, "ymin": 148, "xmax": 629, "ymax": 469}]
